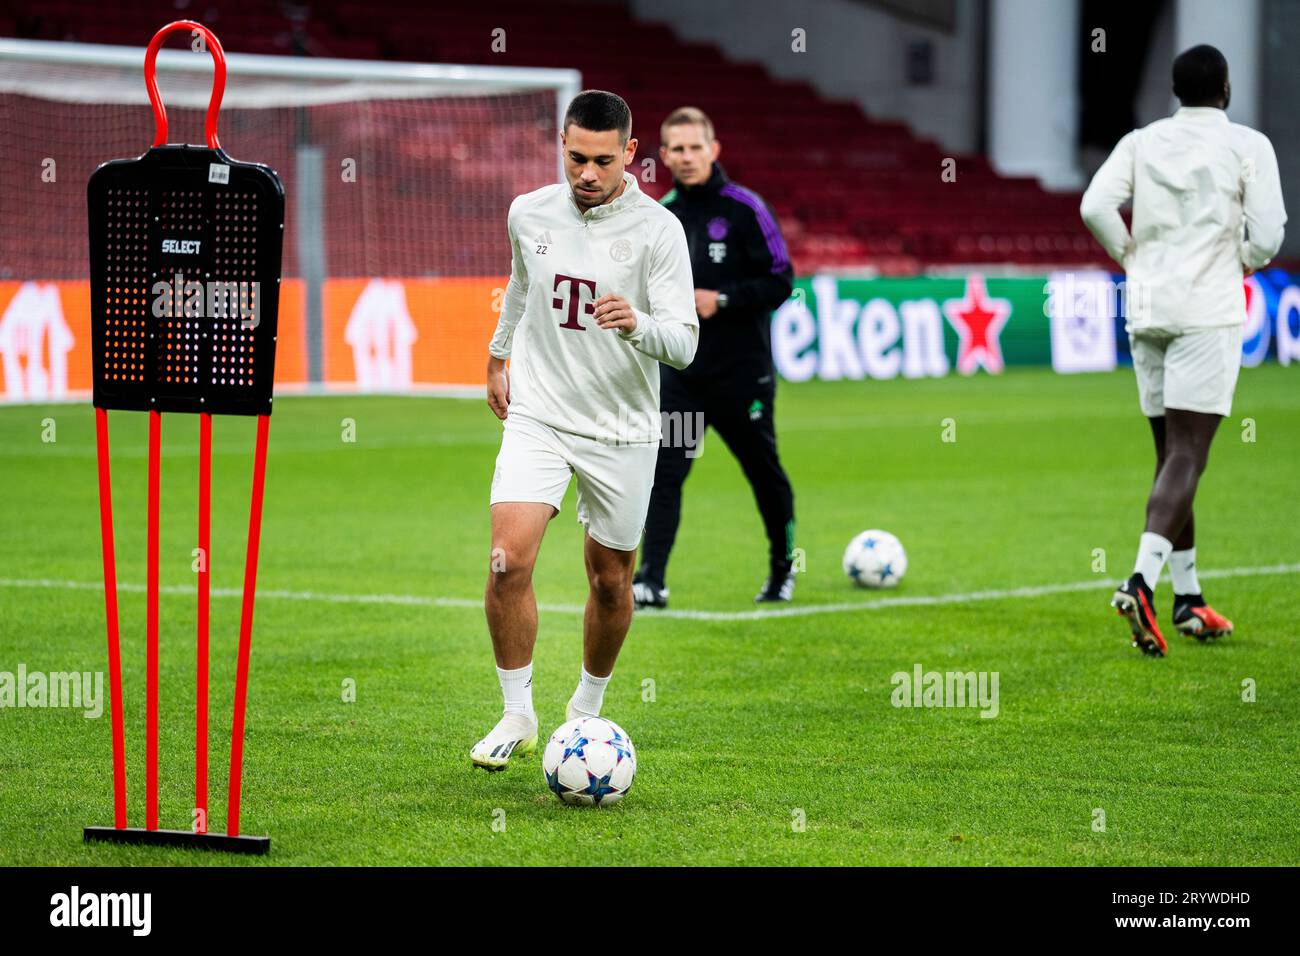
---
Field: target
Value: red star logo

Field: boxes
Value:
[1243,275,1259,326]
[942,274,1012,375]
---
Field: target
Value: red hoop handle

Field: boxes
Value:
[144,20,226,149]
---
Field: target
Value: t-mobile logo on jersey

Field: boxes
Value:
[552,273,597,331]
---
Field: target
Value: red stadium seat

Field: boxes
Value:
[0,0,1105,272]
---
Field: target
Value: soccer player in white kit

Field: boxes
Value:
[470,91,698,768]
[1081,45,1286,656]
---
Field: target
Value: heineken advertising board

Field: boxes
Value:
[771,269,1300,382]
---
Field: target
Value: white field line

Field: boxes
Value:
[2,563,1297,622]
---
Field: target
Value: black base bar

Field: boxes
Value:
[83,826,270,855]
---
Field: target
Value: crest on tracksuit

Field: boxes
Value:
[707,216,729,263]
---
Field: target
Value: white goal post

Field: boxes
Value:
[0,36,580,400]
[0,38,579,168]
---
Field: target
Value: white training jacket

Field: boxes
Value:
[1080,106,1286,332]
[489,172,698,444]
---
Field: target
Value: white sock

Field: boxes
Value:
[1168,548,1202,596]
[497,663,534,720]
[1133,531,1173,591]
[571,667,611,717]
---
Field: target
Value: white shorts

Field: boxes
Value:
[489,412,658,552]
[1130,325,1242,418]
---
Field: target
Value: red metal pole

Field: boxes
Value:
[227,413,269,836]
[146,409,161,831]
[94,408,127,829]
[196,412,211,833]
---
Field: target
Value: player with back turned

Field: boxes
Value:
[470,91,698,769]
[1081,45,1286,655]
[632,107,797,608]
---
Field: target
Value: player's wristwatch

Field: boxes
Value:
[716,292,729,310]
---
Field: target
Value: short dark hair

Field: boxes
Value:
[1173,44,1229,106]
[563,89,632,144]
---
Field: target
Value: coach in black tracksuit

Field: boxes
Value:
[633,108,797,606]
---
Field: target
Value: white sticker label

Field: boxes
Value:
[208,163,230,184]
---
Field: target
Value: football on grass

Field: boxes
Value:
[543,716,636,806]
[843,529,908,589]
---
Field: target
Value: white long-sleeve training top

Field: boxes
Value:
[1080,106,1286,332]
[489,172,699,443]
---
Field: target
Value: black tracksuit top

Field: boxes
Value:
[659,163,795,379]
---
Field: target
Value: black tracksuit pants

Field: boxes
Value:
[638,364,795,588]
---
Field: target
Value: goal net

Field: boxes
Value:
[0,36,578,400]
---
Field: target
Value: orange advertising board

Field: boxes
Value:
[0,279,305,403]
[0,276,508,401]
[322,277,503,390]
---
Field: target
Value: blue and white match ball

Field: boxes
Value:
[843,529,907,589]
[543,716,636,807]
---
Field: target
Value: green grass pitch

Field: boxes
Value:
[1,365,1297,866]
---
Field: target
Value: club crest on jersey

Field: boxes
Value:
[708,242,727,264]
[609,238,633,262]
[707,217,729,241]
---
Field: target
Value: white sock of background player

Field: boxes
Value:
[1168,547,1202,597]
[1133,531,1172,591]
